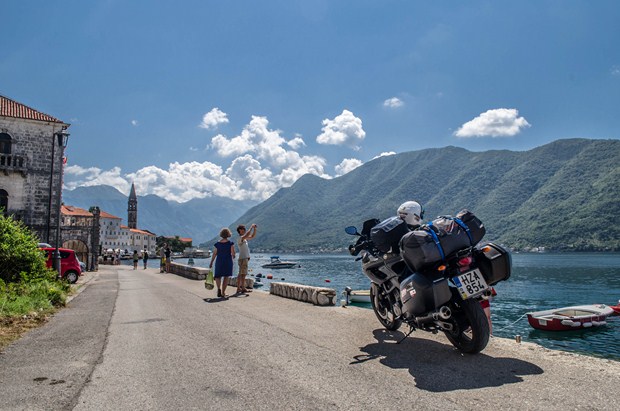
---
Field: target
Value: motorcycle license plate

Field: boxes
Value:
[453,268,489,300]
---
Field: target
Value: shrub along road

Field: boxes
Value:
[1,265,619,410]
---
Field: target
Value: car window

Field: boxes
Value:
[60,251,71,259]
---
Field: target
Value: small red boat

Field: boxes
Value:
[527,304,614,331]
[610,303,620,316]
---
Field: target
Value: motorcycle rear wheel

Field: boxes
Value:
[370,283,402,331]
[443,298,490,354]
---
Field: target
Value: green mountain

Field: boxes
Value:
[220,139,620,252]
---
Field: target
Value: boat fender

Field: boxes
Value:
[591,321,600,326]
[582,322,593,328]
[561,320,576,327]
[325,279,331,283]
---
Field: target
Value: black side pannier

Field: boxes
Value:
[400,210,486,272]
[370,216,409,253]
[474,242,511,285]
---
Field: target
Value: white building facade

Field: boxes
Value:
[129,228,156,254]
[99,211,127,252]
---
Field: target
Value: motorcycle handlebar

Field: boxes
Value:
[349,240,370,256]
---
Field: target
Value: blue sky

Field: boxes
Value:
[2,1,619,202]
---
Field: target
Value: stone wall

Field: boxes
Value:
[167,262,256,290]
[227,276,255,289]
[269,282,337,306]
[168,262,209,280]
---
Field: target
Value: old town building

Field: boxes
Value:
[1,94,158,269]
[61,205,100,270]
[0,94,70,243]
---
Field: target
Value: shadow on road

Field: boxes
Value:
[203,297,229,303]
[353,328,543,392]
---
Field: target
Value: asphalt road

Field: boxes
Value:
[1,265,619,410]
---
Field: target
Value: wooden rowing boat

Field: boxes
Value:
[526,304,614,331]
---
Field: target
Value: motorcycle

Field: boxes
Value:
[345,214,511,354]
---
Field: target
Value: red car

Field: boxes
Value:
[41,247,82,283]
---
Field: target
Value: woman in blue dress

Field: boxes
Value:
[209,228,236,298]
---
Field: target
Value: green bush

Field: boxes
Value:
[0,212,55,284]
[0,213,69,317]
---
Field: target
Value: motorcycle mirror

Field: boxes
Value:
[344,226,359,236]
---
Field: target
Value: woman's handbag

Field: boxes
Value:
[204,269,214,290]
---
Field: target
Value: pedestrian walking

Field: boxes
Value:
[164,244,172,272]
[236,223,257,293]
[132,250,139,270]
[209,228,235,299]
[142,248,149,269]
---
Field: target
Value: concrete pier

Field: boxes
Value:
[1,265,619,410]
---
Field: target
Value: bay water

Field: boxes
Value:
[133,252,620,360]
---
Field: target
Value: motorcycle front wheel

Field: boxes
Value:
[444,297,490,354]
[370,283,402,331]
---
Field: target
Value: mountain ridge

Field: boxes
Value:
[221,138,620,252]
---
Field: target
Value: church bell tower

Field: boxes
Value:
[128,183,137,229]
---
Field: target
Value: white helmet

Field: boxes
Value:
[397,201,424,226]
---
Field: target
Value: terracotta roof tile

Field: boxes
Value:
[100,210,122,220]
[0,94,66,124]
[61,205,93,217]
[130,228,156,236]
[163,236,192,243]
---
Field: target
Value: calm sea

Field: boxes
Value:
[132,252,620,360]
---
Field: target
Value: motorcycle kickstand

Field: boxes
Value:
[397,325,415,344]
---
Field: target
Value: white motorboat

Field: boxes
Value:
[261,256,298,269]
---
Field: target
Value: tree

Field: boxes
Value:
[156,236,192,253]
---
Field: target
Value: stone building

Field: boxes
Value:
[0,94,70,244]
[61,205,100,270]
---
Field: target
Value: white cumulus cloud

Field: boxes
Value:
[373,151,396,159]
[199,107,229,129]
[316,110,366,150]
[67,115,334,202]
[64,166,131,193]
[287,136,306,150]
[454,108,530,138]
[211,133,253,157]
[383,97,404,108]
[334,158,363,177]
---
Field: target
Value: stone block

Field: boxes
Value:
[269,282,336,306]
[227,277,255,289]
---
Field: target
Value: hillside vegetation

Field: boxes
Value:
[223,139,620,252]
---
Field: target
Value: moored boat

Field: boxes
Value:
[261,256,298,269]
[526,304,614,331]
[610,301,620,315]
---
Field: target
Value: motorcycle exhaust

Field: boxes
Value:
[438,306,452,320]
[414,306,452,324]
